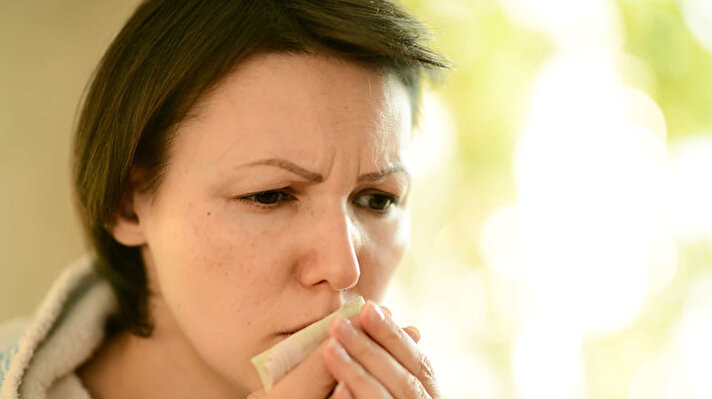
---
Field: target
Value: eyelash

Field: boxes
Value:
[352,192,398,214]
[237,189,399,214]
[237,190,297,209]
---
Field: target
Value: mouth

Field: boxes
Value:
[276,296,359,338]
[277,315,328,338]
[276,333,292,341]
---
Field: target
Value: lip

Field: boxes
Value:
[277,296,355,336]
[279,316,325,336]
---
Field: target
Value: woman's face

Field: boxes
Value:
[125,53,412,393]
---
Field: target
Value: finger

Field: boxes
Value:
[360,302,440,398]
[331,316,430,399]
[266,338,337,398]
[323,337,392,399]
[348,312,418,344]
[332,382,354,399]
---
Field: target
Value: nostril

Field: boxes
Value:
[297,209,362,290]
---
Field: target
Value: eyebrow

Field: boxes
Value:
[357,164,409,183]
[246,158,323,182]
[244,158,410,184]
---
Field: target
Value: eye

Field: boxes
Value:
[353,192,398,213]
[238,190,295,208]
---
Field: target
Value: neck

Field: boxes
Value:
[77,318,245,399]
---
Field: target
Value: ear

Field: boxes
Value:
[110,170,150,247]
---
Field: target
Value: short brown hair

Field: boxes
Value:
[73,0,448,337]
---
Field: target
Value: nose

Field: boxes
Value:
[297,204,361,291]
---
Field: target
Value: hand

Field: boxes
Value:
[246,338,338,399]
[323,302,441,399]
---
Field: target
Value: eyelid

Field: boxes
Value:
[364,189,399,202]
[352,190,399,214]
[367,174,410,198]
[233,187,404,213]
[357,186,405,203]
[236,189,297,208]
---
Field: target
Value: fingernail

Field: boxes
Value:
[335,381,352,399]
[336,317,357,339]
[328,337,351,362]
[369,302,385,323]
[407,326,421,342]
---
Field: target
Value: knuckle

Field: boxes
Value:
[352,371,371,387]
[351,339,374,359]
[401,371,429,398]
[382,324,402,345]
[417,353,436,385]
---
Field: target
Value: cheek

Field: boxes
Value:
[357,212,410,301]
[154,206,278,309]
[145,203,291,388]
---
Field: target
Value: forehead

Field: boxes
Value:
[193,53,409,124]
[173,53,412,171]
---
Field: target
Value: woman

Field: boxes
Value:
[0,0,448,398]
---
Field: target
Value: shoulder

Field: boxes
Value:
[0,317,31,387]
[0,317,30,349]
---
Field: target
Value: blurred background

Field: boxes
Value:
[1,0,711,398]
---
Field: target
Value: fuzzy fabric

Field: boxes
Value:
[0,255,118,399]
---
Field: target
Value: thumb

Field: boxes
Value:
[260,338,337,398]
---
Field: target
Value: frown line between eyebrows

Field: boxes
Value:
[243,158,410,184]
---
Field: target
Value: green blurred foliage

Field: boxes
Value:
[406,0,552,267]
[399,0,712,398]
[619,0,712,138]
